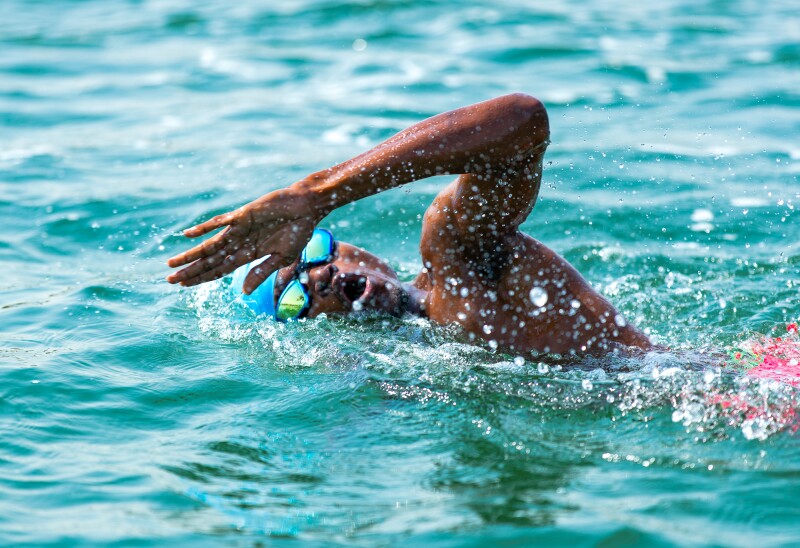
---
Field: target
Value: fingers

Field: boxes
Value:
[165,212,308,290]
[238,229,311,293]
[166,247,228,284]
[166,228,230,269]
[183,213,235,238]
[175,247,257,287]
[173,263,229,287]
[242,253,288,294]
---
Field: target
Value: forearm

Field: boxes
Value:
[292,93,549,215]
[166,94,549,291]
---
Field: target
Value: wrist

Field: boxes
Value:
[292,168,349,218]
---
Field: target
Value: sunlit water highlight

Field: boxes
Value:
[2,0,799,545]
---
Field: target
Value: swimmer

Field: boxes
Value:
[167,93,652,356]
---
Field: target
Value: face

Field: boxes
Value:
[273,241,407,318]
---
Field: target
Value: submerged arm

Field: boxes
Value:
[167,93,550,292]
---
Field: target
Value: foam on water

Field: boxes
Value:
[190,281,800,443]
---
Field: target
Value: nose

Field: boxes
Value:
[308,263,338,295]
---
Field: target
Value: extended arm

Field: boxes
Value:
[167,93,550,292]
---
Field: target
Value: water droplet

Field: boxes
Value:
[513,356,525,366]
[482,324,494,334]
[582,379,593,391]
[529,286,548,307]
[352,301,363,312]
[460,287,469,298]
[570,299,581,309]
[614,314,627,327]
[537,362,549,374]
[488,340,498,350]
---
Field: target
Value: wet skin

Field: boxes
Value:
[167,93,652,356]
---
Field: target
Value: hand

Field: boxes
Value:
[166,188,321,293]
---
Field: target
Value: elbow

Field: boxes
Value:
[502,93,550,145]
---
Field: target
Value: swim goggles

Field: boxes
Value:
[231,228,336,321]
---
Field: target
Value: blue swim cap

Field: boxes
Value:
[230,257,277,318]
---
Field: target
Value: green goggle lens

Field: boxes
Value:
[272,228,336,322]
[276,279,310,321]
[301,228,335,265]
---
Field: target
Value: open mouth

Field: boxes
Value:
[335,273,372,306]
[342,277,367,302]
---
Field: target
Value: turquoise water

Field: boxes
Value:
[2,0,799,545]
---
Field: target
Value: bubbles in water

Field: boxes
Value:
[529,286,548,307]
[513,356,525,366]
[682,402,705,423]
[582,379,593,391]
[614,314,627,327]
[537,362,549,374]
[570,299,581,309]
[460,287,469,298]
[352,301,363,312]
[742,417,769,441]
[482,324,494,334]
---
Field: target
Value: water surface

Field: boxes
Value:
[1,0,799,545]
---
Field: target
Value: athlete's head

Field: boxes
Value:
[232,229,408,320]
